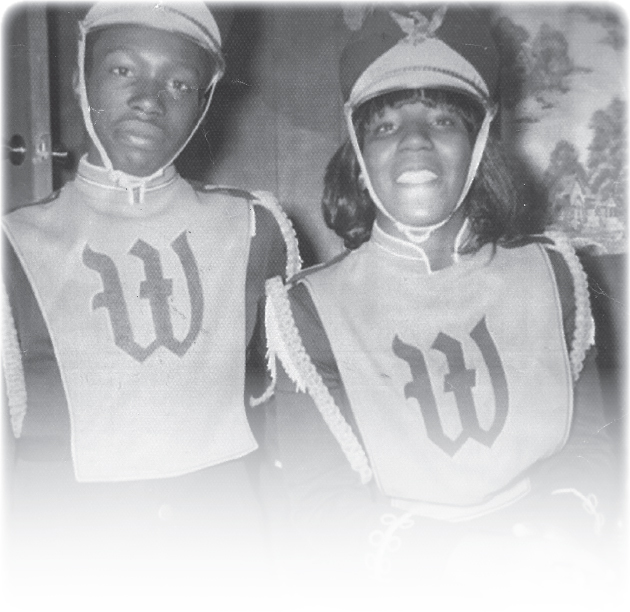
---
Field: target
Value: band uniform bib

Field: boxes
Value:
[4,175,256,481]
[303,241,573,508]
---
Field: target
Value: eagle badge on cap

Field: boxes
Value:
[389,6,447,45]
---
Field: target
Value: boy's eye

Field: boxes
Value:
[111,66,132,77]
[168,79,197,97]
[171,80,191,92]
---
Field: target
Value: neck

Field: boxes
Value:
[77,155,177,207]
[375,209,468,271]
[85,147,165,183]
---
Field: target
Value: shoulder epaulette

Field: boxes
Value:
[290,250,350,285]
[249,190,302,280]
[193,182,258,201]
[543,230,595,380]
[1,278,26,437]
[193,184,302,280]
[260,275,373,484]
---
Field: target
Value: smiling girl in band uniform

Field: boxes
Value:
[263,4,617,597]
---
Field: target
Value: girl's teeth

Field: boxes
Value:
[396,170,438,184]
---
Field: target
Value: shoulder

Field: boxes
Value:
[266,269,331,361]
[289,250,351,286]
[189,181,258,201]
[22,190,63,209]
[277,252,352,341]
[189,182,282,230]
[187,182,258,215]
[189,182,280,220]
[4,190,63,221]
[530,231,595,380]
[4,191,67,245]
[193,183,279,237]
[499,232,594,381]
[191,182,300,276]
[501,233,585,301]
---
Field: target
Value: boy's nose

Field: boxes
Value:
[129,80,165,116]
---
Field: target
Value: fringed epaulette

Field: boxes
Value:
[250,191,302,280]
[1,279,26,437]
[194,183,259,201]
[544,230,595,381]
[263,276,373,484]
[195,184,301,280]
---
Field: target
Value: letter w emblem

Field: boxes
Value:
[393,317,509,456]
[83,232,203,362]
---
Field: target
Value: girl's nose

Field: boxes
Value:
[400,121,433,149]
[129,79,165,116]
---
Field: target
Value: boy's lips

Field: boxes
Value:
[117,120,166,148]
[395,169,439,185]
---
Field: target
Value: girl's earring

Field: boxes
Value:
[358,173,367,191]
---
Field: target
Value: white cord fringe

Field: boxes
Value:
[366,512,415,578]
[544,231,595,381]
[552,488,605,535]
[1,279,27,437]
[251,191,302,280]
[263,276,373,484]
[248,192,302,407]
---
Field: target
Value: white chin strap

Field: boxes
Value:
[345,101,496,246]
[77,24,220,203]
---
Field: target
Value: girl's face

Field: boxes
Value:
[361,98,473,229]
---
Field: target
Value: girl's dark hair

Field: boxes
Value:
[322,88,542,251]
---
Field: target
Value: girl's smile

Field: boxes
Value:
[396,169,439,185]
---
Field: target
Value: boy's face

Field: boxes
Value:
[84,25,214,176]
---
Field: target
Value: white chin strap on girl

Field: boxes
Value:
[77,23,220,204]
[345,102,496,245]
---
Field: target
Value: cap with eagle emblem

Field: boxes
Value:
[340,4,498,108]
[339,4,500,245]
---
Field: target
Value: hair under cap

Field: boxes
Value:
[82,1,225,79]
[340,4,499,108]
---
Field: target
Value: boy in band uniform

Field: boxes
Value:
[2,2,300,602]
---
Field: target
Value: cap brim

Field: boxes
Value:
[347,38,490,109]
[348,70,489,109]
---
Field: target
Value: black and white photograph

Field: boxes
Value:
[1,2,627,610]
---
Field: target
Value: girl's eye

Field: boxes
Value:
[372,121,397,136]
[434,113,462,128]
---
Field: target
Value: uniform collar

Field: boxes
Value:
[74,155,181,215]
[370,219,473,274]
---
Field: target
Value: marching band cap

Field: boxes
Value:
[340,4,499,109]
[81,1,225,80]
